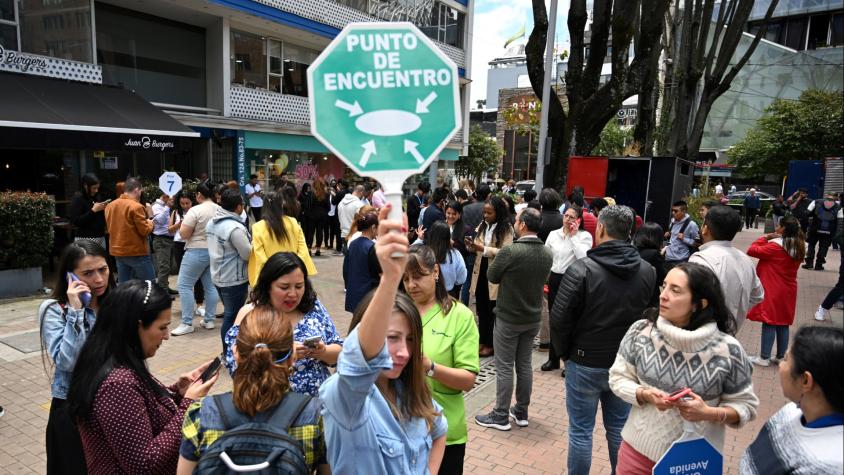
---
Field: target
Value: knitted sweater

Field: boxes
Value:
[740,403,843,475]
[609,318,759,462]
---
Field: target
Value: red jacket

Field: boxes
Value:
[746,237,801,326]
[582,212,598,248]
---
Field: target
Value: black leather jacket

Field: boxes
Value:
[550,239,656,368]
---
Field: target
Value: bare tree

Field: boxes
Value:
[663,0,779,162]
[526,0,670,188]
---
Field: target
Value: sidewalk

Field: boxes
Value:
[0,227,840,474]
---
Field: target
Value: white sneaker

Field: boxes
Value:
[195,306,206,318]
[770,356,781,365]
[748,355,770,367]
[815,305,829,321]
[171,323,194,336]
[202,320,215,330]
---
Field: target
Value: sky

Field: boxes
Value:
[469,0,570,108]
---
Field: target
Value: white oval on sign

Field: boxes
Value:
[354,110,421,137]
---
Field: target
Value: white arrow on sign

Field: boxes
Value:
[403,140,425,164]
[415,92,438,114]
[360,140,377,167]
[335,99,364,117]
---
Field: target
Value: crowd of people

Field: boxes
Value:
[26,170,844,474]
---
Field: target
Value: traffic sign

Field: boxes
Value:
[158,171,182,196]
[307,22,461,221]
[653,435,723,475]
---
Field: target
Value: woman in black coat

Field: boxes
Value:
[633,222,667,307]
[68,173,107,248]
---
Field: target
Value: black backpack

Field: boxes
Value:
[195,392,311,475]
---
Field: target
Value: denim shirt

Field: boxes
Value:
[39,300,97,399]
[319,328,448,474]
[665,214,700,262]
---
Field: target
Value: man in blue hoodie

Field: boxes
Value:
[206,188,252,349]
[550,205,656,475]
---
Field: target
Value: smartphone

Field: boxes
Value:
[198,357,222,383]
[102,199,112,205]
[303,335,322,349]
[67,272,91,307]
[664,387,692,402]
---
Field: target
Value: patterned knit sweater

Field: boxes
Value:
[609,318,759,462]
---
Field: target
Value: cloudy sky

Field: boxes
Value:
[469,0,570,108]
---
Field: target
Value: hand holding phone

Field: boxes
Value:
[67,272,92,308]
[303,335,322,349]
[664,387,692,403]
[198,357,222,383]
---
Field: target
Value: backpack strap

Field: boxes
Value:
[266,392,312,430]
[678,218,691,235]
[211,393,250,430]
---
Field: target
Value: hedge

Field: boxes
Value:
[0,192,54,270]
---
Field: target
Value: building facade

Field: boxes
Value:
[0,0,473,209]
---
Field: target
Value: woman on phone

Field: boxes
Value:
[403,245,478,473]
[225,252,343,396]
[40,241,115,474]
[609,263,759,474]
[542,204,592,373]
[68,173,107,248]
[67,281,218,473]
[746,216,805,367]
[320,204,448,474]
[177,305,330,474]
[467,196,514,357]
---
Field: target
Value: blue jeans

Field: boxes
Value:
[460,253,475,306]
[565,360,630,475]
[115,255,155,282]
[761,323,789,360]
[217,283,248,349]
[177,248,218,326]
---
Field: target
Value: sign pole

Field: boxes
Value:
[534,0,558,191]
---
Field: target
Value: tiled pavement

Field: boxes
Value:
[0,227,841,474]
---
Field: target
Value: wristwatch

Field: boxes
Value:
[427,361,436,377]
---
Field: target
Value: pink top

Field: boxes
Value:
[78,367,193,474]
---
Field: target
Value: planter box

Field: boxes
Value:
[0,267,43,298]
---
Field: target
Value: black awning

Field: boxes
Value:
[0,73,199,139]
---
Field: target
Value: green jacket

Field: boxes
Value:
[487,235,553,324]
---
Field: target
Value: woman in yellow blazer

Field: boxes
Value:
[248,191,317,286]
[466,196,514,357]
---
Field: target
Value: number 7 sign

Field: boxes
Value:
[158,171,183,196]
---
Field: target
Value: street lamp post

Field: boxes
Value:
[534,0,558,190]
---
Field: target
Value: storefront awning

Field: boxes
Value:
[0,72,199,142]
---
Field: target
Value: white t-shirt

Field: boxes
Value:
[715,184,723,194]
[182,200,219,249]
[245,183,263,208]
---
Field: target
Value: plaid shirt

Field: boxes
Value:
[180,395,326,470]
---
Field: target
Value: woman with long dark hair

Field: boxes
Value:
[177,305,330,474]
[320,205,447,474]
[310,179,331,256]
[225,252,342,396]
[747,216,806,367]
[403,245,479,474]
[67,280,218,473]
[741,326,843,474]
[420,221,467,299]
[68,173,108,248]
[446,200,470,262]
[248,191,316,286]
[541,204,592,373]
[467,196,514,357]
[609,263,758,473]
[633,222,667,307]
[40,241,115,474]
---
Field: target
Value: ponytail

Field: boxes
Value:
[232,306,294,416]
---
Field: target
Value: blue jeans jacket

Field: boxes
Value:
[319,329,448,474]
[39,300,97,399]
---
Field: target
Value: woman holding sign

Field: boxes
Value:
[608,263,759,474]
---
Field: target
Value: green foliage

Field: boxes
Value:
[0,192,55,270]
[140,177,201,204]
[728,90,844,177]
[682,194,716,226]
[593,120,633,156]
[458,125,503,181]
[500,100,541,136]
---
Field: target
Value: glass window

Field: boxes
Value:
[334,0,368,12]
[0,0,14,22]
[784,17,807,50]
[19,0,93,62]
[97,3,206,107]
[418,2,464,49]
[282,43,318,97]
[231,30,267,89]
[0,23,15,49]
[268,38,282,92]
[808,14,831,49]
[832,13,844,47]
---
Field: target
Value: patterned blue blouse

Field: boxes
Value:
[223,298,343,396]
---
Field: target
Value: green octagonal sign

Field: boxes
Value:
[307,22,461,179]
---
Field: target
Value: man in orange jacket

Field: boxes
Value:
[104,177,155,281]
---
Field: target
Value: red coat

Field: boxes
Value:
[746,237,801,326]
[582,212,598,248]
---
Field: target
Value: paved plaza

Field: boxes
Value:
[0,227,841,474]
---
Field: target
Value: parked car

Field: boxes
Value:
[515,180,535,196]
[726,191,775,216]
